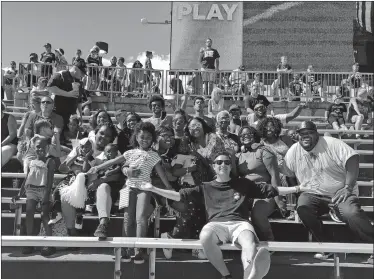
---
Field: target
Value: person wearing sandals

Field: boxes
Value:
[138,151,311,279]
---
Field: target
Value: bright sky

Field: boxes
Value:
[1,1,171,68]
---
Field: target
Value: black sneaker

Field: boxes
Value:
[94,222,109,240]
[121,248,132,263]
[75,214,83,230]
[41,247,56,256]
[133,252,145,264]
[21,246,34,255]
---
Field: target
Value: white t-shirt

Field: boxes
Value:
[171,154,196,185]
[283,136,359,198]
[123,149,161,188]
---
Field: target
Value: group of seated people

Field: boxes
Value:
[1,85,373,278]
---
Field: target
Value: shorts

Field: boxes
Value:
[201,68,216,82]
[200,221,259,246]
[328,115,345,126]
[25,185,49,203]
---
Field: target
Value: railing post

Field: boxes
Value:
[149,248,156,279]
[333,253,341,279]
[114,247,121,279]
[14,205,22,236]
[154,206,160,238]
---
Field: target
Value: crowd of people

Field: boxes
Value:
[1,38,373,279]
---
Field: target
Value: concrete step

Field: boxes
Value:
[1,248,373,279]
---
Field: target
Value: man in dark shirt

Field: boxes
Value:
[139,152,306,279]
[72,49,85,65]
[191,96,215,131]
[47,60,87,128]
[40,43,56,78]
[244,89,273,114]
[199,38,220,95]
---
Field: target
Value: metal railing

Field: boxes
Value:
[14,63,374,103]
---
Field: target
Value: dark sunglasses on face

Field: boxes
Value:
[41,101,52,104]
[214,160,231,166]
[254,106,265,111]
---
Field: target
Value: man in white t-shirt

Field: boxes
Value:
[281,121,373,260]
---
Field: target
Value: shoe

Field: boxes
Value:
[21,246,34,255]
[41,247,56,256]
[121,248,132,263]
[286,211,296,221]
[248,247,271,279]
[133,252,145,264]
[192,249,207,259]
[48,212,62,225]
[367,255,373,264]
[94,221,109,240]
[75,214,83,230]
[314,252,334,260]
[161,232,173,259]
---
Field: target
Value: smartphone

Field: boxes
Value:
[161,111,167,120]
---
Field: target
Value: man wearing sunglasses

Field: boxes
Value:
[138,152,309,279]
[248,102,306,128]
[24,96,63,141]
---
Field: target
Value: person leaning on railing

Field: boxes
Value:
[1,101,18,167]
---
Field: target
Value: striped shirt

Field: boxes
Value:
[357,1,373,33]
[123,149,161,188]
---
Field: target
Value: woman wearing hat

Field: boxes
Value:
[54,48,68,72]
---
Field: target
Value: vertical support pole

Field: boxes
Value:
[294,211,300,223]
[308,232,313,242]
[149,248,156,279]
[334,253,341,279]
[114,247,122,279]
[154,207,160,238]
[14,205,22,236]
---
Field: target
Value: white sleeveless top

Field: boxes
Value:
[209,98,224,115]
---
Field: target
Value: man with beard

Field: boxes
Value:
[248,102,305,128]
[138,151,309,279]
[281,121,373,261]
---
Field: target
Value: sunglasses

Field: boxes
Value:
[214,160,231,166]
[188,123,203,130]
[254,106,265,111]
[41,101,52,104]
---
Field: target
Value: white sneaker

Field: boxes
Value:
[48,212,62,225]
[314,252,334,260]
[161,232,173,259]
[248,247,271,279]
[192,249,207,259]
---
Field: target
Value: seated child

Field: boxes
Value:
[14,135,56,256]
[63,115,87,149]
[51,138,94,228]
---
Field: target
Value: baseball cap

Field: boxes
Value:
[44,43,52,48]
[55,48,64,56]
[296,121,317,133]
[73,60,87,75]
[229,104,240,112]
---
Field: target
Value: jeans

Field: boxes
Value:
[297,192,373,243]
[123,187,153,239]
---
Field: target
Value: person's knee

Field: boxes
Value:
[199,228,217,245]
[97,183,111,195]
[338,203,359,220]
